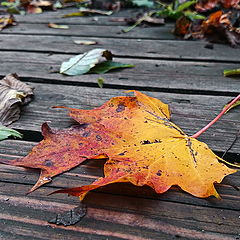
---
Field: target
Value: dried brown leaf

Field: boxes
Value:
[0,74,34,126]
[196,0,240,11]
[0,14,16,31]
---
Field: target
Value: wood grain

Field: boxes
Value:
[1,51,240,93]
[1,35,240,62]
[0,82,237,152]
[0,182,239,240]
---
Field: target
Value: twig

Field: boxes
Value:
[122,11,156,33]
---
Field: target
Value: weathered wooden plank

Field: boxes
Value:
[0,182,239,240]
[2,22,175,39]
[1,51,240,93]
[0,139,239,211]
[1,82,237,152]
[1,34,240,63]
[14,8,144,26]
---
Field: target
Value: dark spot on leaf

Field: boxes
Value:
[73,123,89,129]
[118,151,127,156]
[116,103,125,112]
[106,162,114,165]
[141,140,151,145]
[82,131,90,137]
[96,135,102,141]
[44,160,53,167]
[156,170,162,176]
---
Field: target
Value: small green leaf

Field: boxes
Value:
[224,100,240,113]
[155,0,200,20]
[184,11,205,20]
[176,0,196,13]
[224,68,240,77]
[1,2,12,7]
[90,61,134,74]
[223,95,240,114]
[0,126,22,141]
[60,49,112,76]
[97,78,104,88]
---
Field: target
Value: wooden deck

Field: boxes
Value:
[0,7,240,240]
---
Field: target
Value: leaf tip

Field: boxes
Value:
[41,122,52,136]
[28,174,52,194]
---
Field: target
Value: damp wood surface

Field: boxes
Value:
[0,7,240,240]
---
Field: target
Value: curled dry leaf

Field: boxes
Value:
[26,0,53,14]
[0,14,16,31]
[63,8,113,18]
[174,16,192,36]
[0,73,34,126]
[9,0,53,14]
[48,23,69,29]
[196,0,240,11]
[175,10,240,46]
[90,0,122,11]
[73,40,98,45]
[200,10,240,46]
[0,91,236,199]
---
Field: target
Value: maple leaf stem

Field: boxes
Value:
[191,94,240,139]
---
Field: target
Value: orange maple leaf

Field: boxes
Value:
[0,91,236,199]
